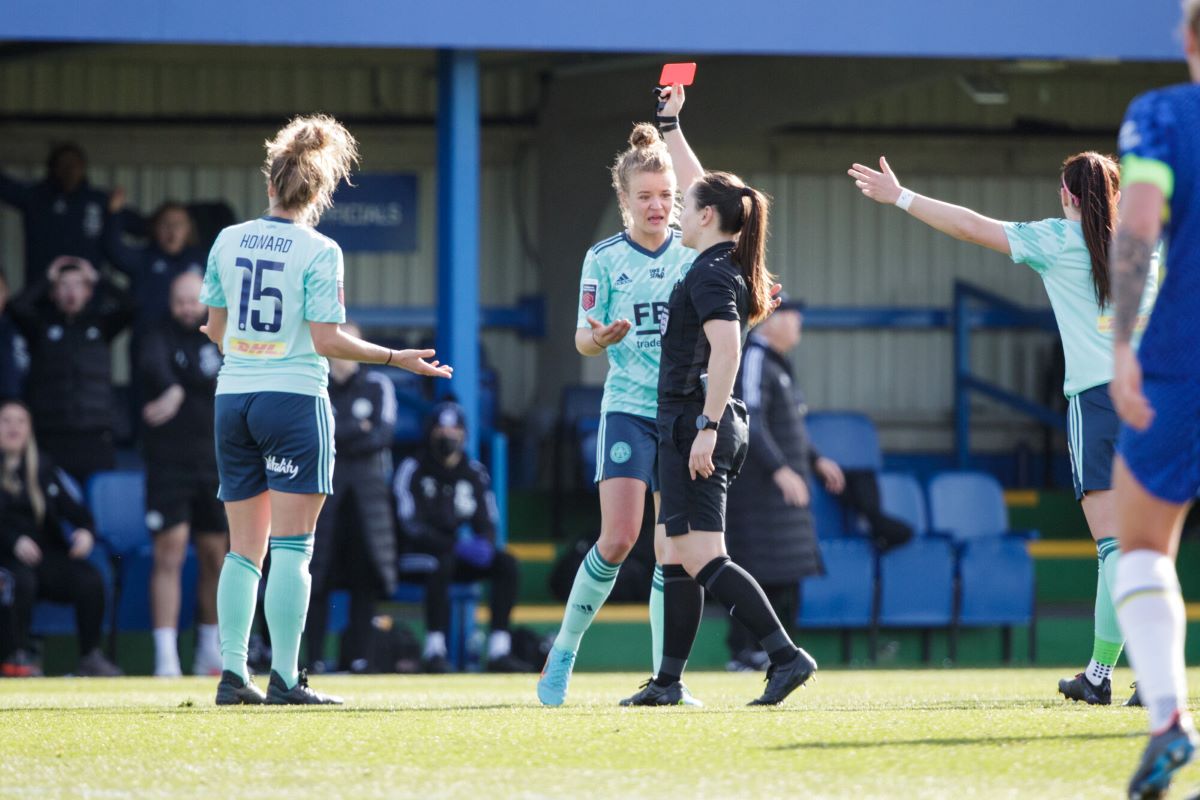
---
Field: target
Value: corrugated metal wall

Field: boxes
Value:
[0,47,1138,443]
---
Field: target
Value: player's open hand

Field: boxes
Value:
[659,83,685,117]
[768,283,784,313]
[1111,343,1154,431]
[689,429,717,481]
[394,349,454,379]
[587,315,631,348]
[848,156,904,205]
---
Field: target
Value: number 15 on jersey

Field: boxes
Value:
[235,258,284,333]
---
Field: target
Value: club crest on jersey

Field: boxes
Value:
[580,279,598,311]
[659,307,670,336]
[615,273,633,287]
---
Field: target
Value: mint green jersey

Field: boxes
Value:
[1003,218,1159,397]
[200,216,346,398]
[576,230,697,419]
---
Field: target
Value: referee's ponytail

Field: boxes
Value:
[693,172,774,325]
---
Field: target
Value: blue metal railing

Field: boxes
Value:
[952,281,1060,468]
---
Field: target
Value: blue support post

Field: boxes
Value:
[491,431,508,548]
[436,49,481,456]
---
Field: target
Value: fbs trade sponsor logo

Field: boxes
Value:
[264,455,300,479]
[229,338,286,357]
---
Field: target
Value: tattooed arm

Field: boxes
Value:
[1109,182,1165,430]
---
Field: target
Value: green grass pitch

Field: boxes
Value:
[2,669,1197,799]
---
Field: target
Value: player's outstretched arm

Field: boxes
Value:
[848,157,1011,255]
[658,84,704,193]
[309,321,453,378]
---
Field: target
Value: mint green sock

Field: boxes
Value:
[1093,537,1124,666]
[217,552,262,682]
[265,534,314,689]
[553,545,619,654]
[650,564,664,676]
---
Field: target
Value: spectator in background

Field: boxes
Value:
[0,274,29,401]
[0,143,115,285]
[8,255,135,485]
[140,272,227,677]
[725,295,844,671]
[305,322,400,673]
[106,194,206,339]
[394,402,530,673]
[0,400,121,677]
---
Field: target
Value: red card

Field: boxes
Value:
[659,62,696,87]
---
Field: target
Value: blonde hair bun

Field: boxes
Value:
[628,123,662,150]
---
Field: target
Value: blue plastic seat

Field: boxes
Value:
[89,471,149,556]
[958,538,1034,625]
[927,471,1008,542]
[799,538,875,628]
[927,470,1037,661]
[806,412,883,471]
[878,472,928,536]
[87,471,202,645]
[877,538,955,628]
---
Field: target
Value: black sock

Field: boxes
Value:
[654,564,703,687]
[696,556,797,665]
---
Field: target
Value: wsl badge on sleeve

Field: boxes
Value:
[580,279,598,312]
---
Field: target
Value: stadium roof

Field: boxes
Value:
[2,0,1185,62]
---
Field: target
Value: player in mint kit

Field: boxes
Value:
[201,115,452,705]
[1106,3,1200,796]
[537,122,697,706]
[849,150,1158,708]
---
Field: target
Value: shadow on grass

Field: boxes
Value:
[771,731,1141,751]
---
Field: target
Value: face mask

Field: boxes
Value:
[432,434,462,462]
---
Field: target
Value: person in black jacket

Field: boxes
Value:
[725,295,845,670]
[393,402,529,673]
[140,271,228,677]
[0,400,121,677]
[305,322,400,673]
[106,194,206,341]
[0,274,29,402]
[0,144,117,286]
[8,255,135,485]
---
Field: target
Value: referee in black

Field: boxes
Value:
[621,165,817,707]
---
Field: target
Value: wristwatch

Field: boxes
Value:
[695,414,720,432]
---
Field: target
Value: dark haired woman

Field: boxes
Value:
[620,145,818,705]
[0,400,120,677]
[849,152,1159,706]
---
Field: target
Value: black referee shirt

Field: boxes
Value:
[657,241,749,408]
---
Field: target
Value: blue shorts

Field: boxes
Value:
[1066,383,1119,501]
[214,392,336,502]
[595,411,658,491]
[1118,375,1200,504]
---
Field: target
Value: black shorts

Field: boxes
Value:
[145,466,228,535]
[656,400,749,536]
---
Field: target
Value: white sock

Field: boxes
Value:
[423,632,447,659]
[488,630,512,660]
[153,628,181,676]
[196,624,220,662]
[1085,659,1113,686]
[1115,550,1190,732]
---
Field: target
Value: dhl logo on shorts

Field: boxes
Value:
[1096,315,1149,334]
[229,338,285,357]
